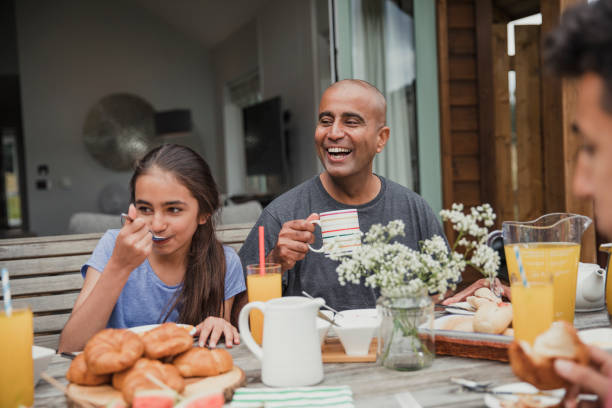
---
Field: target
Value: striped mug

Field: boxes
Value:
[308,209,362,255]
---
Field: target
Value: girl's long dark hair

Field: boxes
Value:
[130,144,226,325]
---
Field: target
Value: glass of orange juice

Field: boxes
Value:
[246,264,282,345]
[0,307,34,407]
[505,245,554,344]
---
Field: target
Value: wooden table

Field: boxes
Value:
[33,311,609,408]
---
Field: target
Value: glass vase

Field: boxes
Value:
[376,286,435,371]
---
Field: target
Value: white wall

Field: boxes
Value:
[212,0,320,196]
[16,0,217,235]
[257,0,319,186]
[211,21,259,196]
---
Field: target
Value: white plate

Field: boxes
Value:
[443,301,475,315]
[484,382,564,408]
[129,323,194,334]
[422,315,513,343]
[578,327,612,352]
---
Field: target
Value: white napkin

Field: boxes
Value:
[231,386,354,408]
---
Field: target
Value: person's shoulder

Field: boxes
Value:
[380,177,436,215]
[222,245,241,267]
[382,177,427,202]
[222,244,239,259]
[98,229,120,247]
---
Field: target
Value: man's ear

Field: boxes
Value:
[376,126,390,153]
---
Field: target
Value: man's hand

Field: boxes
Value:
[441,278,510,305]
[555,345,612,407]
[267,213,319,271]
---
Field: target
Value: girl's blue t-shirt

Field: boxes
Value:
[82,229,246,328]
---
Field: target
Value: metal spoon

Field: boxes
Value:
[120,213,166,242]
[301,290,342,315]
[317,311,340,327]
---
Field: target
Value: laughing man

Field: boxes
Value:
[237,79,446,312]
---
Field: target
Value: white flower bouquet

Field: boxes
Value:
[328,203,500,296]
[327,203,500,370]
[328,204,500,370]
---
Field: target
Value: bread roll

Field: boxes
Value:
[472,302,513,334]
[114,358,184,404]
[66,353,111,386]
[473,287,499,303]
[173,347,233,377]
[142,322,193,359]
[440,316,474,332]
[508,321,589,390]
[467,295,493,310]
[84,329,144,374]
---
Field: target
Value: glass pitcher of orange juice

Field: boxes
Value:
[503,213,592,327]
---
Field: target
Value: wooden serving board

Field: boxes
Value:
[321,337,377,363]
[66,366,246,407]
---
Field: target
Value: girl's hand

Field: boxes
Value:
[193,317,240,349]
[110,204,152,272]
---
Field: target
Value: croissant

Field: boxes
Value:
[66,353,111,386]
[142,322,193,359]
[172,347,233,378]
[84,329,144,374]
[112,358,151,390]
[509,321,589,390]
[115,358,184,404]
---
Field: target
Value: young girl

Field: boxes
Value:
[59,144,245,352]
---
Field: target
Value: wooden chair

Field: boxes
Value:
[0,223,253,349]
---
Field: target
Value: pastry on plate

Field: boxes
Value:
[173,347,233,377]
[142,322,193,359]
[66,353,111,386]
[508,321,589,390]
[84,328,144,374]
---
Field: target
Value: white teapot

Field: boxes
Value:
[575,262,606,312]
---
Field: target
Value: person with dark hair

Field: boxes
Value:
[59,144,245,352]
[237,79,448,312]
[544,0,612,406]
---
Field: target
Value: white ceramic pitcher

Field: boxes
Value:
[239,296,325,387]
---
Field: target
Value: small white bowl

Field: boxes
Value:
[334,308,381,356]
[33,345,56,386]
[317,310,333,346]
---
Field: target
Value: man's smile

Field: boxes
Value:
[326,146,353,161]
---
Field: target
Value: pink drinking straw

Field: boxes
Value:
[258,226,265,276]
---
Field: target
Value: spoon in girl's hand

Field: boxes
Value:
[120,213,167,242]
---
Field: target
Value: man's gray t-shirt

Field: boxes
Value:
[238,175,446,311]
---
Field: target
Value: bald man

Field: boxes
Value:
[237,80,445,311]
